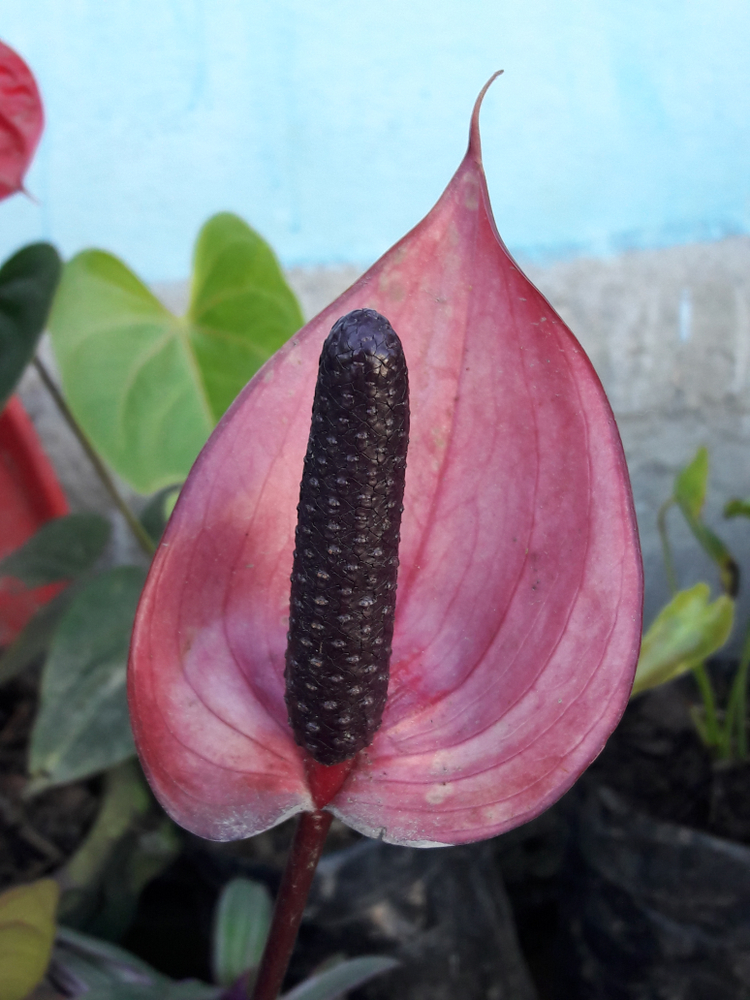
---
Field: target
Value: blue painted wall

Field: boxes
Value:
[1,1,749,281]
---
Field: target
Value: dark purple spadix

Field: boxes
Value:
[284,309,409,765]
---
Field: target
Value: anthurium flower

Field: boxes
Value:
[128,77,643,848]
[0,39,44,201]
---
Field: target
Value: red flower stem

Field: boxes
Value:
[251,809,333,1000]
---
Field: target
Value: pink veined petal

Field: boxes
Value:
[128,76,643,845]
[0,40,44,201]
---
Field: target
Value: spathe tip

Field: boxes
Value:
[469,70,504,160]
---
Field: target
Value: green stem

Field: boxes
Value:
[692,660,721,750]
[657,499,678,596]
[56,760,149,901]
[725,621,750,760]
[33,356,155,558]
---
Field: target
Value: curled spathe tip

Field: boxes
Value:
[468,70,504,162]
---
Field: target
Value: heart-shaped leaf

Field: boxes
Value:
[0,879,58,1000]
[0,40,44,200]
[29,566,145,793]
[0,512,110,586]
[189,213,305,419]
[0,243,62,410]
[48,213,303,494]
[129,77,643,847]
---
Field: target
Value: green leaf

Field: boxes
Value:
[48,214,302,495]
[140,485,181,545]
[188,213,304,419]
[57,760,179,940]
[689,521,739,596]
[281,956,399,1000]
[0,878,59,1000]
[55,924,158,984]
[212,877,272,987]
[724,498,750,519]
[72,982,220,1000]
[0,243,62,410]
[54,926,220,1000]
[0,513,110,587]
[48,251,213,495]
[27,566,146,792]
[674,446,709,521]
[631,583,734,698]
[672,448,738,596]
[0,586,74,685]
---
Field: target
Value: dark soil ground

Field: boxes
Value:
[0,675,99,889]
[498,664,750,1000]
[586,663,750,844]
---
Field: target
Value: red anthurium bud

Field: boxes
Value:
[128,76,643,848]
[0,40,44,201]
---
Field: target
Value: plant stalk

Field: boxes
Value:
[692,660,721,750]
[725,619,750,760]
[657,499,678,596]
[33,355,156,558]
[251,810,333,1000]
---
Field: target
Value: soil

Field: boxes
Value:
[497,663,750,1000]
[122,817,363,981]
[0,675,99,889]
[585,662,750,844]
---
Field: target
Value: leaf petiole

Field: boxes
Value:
[657,499,678,596]
[691,660,721,750]
[32,355,156,557]
[725,620,750,760]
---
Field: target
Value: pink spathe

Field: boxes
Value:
[128,77,643,847]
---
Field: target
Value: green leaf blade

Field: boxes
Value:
[0,587,74,685]
[28,566,146,791]
[725,498,750,519]
[189,213,304,419]
[0,879,59,1000]
[672,447,739,596]
[54,926,220,1000]
[280,956,399,1000]
[632,582,734,698]
[212,877,272,987]
[50,220,302,495]
[0,513,110,587]
[0,242,62,410]
[674,446,709,521]
[49,251,214,494]
[140,485,181,545]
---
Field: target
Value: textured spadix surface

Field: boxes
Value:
[128,77,643,847]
